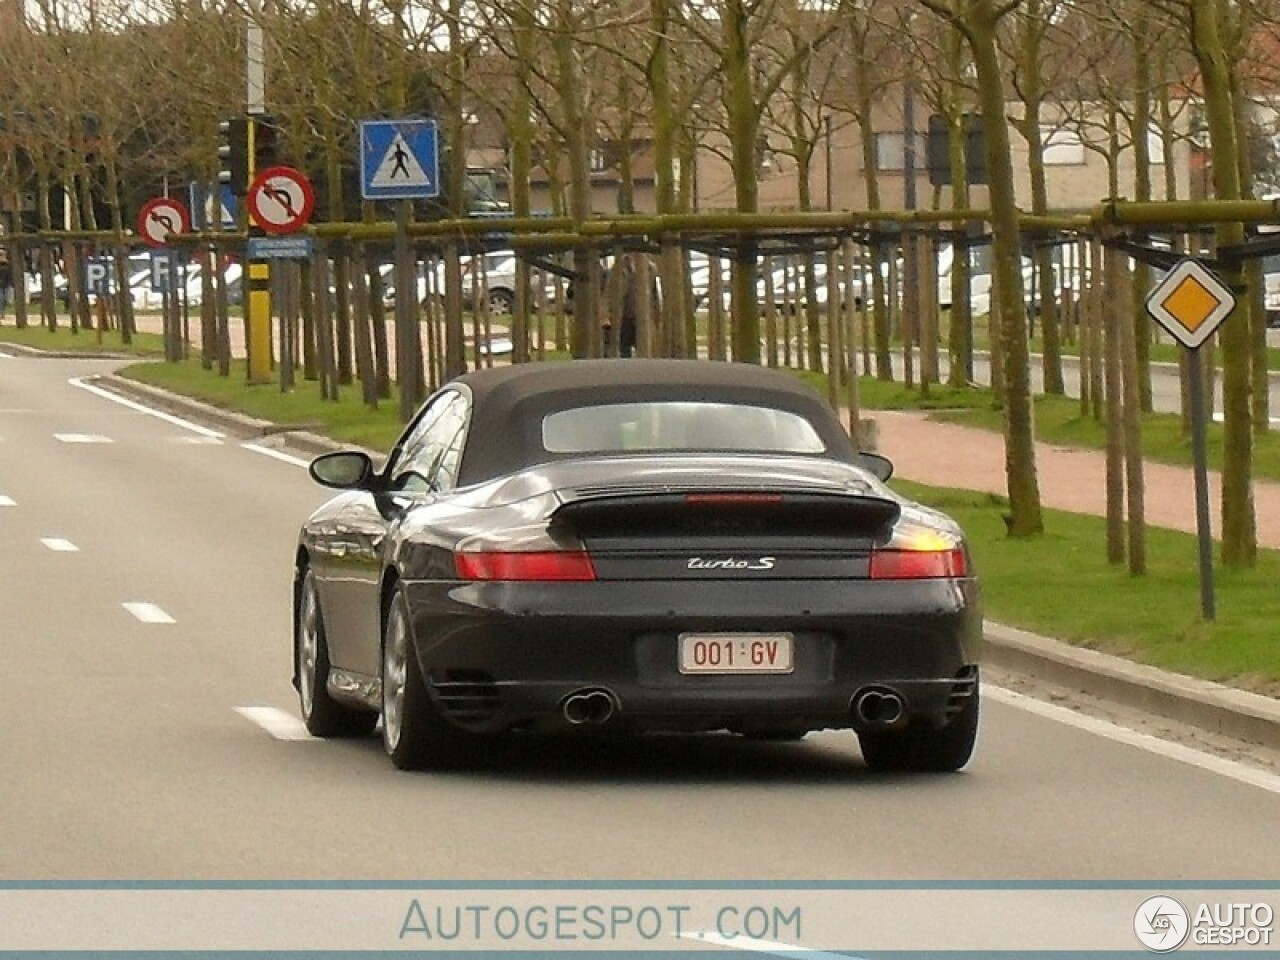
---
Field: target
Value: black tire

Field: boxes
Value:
[380,583,476,771]
[857,686,979,773]
[295,570,378,738]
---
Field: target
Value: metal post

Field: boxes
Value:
[245,0,271,383]
[395,200,417,421]
[824,115,833,212]
[1186,348,1216,620]
[902,79,918,390]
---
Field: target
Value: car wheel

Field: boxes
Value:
[857,686,979,773]
[296,570,377,738]
[380,582,475,770]
[487,289,514,317]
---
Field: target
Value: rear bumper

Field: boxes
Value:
[402,577,981,734]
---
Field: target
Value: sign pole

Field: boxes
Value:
[1143,256,1231,622]
[245,119,272,384]
[1186,349,1216,621]
[395,199,416,422]
[359,117,438,419]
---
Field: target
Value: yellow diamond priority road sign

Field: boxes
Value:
[1145,258,1236,350]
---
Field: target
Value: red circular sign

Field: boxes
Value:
[137,197,191,248]
[247,166,315,235]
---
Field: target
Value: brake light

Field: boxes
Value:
[686,493,784,505]
[454,551,597,581]
[869,547,967,580]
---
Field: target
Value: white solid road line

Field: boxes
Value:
[69,376,225,439]
[121,602,176,624]
[235,706,315,741]
[987,685,1280,796]
[241,442,311,468]
[40,538,79,552]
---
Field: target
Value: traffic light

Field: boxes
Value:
[251,115,280,174]
[217,116,249,195]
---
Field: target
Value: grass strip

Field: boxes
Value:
[0,322,166,356]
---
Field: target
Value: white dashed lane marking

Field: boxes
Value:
[40,538,79,552]
[0,495,15,507]
[54,433,113,444]
[122,602,175,624]
[235,707,315,741]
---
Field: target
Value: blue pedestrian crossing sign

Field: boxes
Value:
[188,182,237,230]
[360,119,439,201]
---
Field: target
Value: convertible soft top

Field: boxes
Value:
[450,359,857,485]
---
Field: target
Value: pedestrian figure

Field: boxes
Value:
[391,142,411,179]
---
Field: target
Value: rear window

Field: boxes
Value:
[542,402,826,455]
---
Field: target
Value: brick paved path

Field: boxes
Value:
[874,409,1280,550]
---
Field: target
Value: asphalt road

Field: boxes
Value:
[2,349,1279,882]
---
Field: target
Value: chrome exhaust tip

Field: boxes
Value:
[584,691,615,725]
[853,687,907,729]
[561,688,618,726]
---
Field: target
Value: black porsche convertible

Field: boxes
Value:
[293,359,981,772]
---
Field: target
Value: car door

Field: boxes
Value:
[319,392,460,678]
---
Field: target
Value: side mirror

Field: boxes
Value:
[309,451,375,490]
[856,452,894,482]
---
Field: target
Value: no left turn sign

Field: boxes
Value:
[138,197,191,248]
[247,166,315,235]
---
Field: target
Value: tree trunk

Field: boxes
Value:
[1190,0,1255,568]
[966,0,1043,536]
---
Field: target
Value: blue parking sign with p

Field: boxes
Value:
[85,258,112,296]
[150,251,178,292]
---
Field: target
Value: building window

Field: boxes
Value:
[1146,125,1166,165]
[1042,127,1085,165]
[590,147,609,172]
[874,132,906,171]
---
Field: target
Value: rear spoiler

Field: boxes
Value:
[552,489,901,539]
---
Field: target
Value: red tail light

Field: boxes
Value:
[869,548,967,580]
[454,551,597,581]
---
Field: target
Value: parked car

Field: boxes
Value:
[688,251,867,314]
[292,359,982,773]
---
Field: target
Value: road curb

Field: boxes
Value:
[93,370,1280,754]
[984,622,1280,752]
[97,373,360,459]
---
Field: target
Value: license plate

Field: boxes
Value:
[678,632,794,675]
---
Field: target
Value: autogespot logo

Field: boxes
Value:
[1134,896,1191,953]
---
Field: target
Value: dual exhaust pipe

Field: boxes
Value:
[852,687,907,729]
[562,688,617,726]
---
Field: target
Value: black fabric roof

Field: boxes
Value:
[452,359,856,486]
